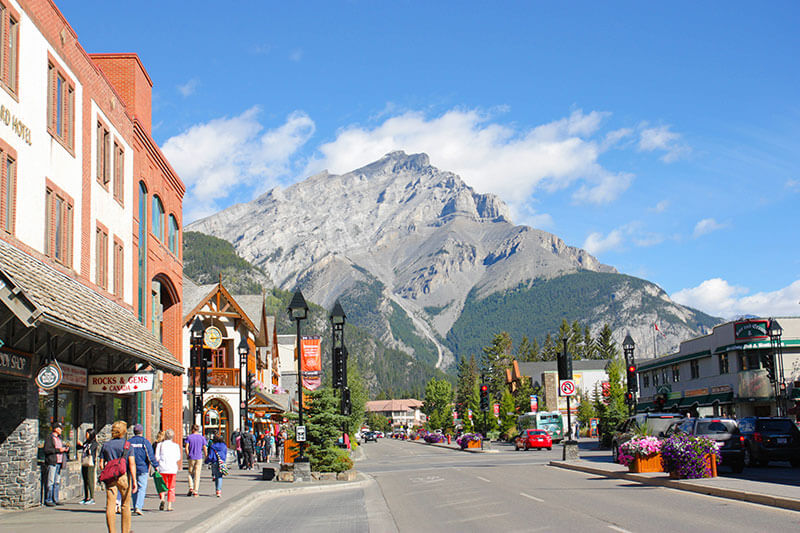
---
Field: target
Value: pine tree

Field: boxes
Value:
[481,332,513,399]
[455,355,478,419]
[583,325,597,359]
[423,377,454,431]
[498,387,517,438]
[304,388,353,473]
[540,333,558,361]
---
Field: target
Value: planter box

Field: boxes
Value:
[667,454,718,479]
[466,440,482,449]
[630,453,662,473]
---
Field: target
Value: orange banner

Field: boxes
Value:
[301,336,322,390]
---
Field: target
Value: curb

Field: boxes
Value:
[181,472,371,533]
[404,438,500,453]
[549,461,800,513]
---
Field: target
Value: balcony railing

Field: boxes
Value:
[190,368,240,388]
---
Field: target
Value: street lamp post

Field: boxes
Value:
[237,335,249,435]
[190,317,205,427]
[769,318,784,416]
[330,300,348,445]
[623,334,636,416]
[288,290,309,464]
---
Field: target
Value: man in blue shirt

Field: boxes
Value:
[128,424,159,515]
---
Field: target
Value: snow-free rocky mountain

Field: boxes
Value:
[188,151,719,369]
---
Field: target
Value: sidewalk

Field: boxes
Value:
[403,437,500,453]
[0,461,366,532]
[549,458,800,512]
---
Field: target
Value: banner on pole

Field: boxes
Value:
[493,403,500,417]
[300,336,322,390]
[530,395,538,412]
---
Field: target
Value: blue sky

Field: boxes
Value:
[58,1,800,319]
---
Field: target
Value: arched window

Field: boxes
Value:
[168,214,179,254]
[151,195,164,241]
[137,182,148,323]
[203,399,230,445]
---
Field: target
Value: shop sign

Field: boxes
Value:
[0,348,32,378]
[88,372,155,393]
[734,319,769,341]
[711,385,733,394]
[35,362,62,390]
[684,388,708,397]
[60,363,87,387]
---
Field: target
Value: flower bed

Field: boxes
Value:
[423,433,445,444]
[660,433,721,479]
[456,433,483,450]
[617,436,662,472]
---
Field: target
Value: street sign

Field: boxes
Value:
[559,379,576,397]
[296,425,306,442]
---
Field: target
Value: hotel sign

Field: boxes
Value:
[734,319,769,341]
[0,104,32,145]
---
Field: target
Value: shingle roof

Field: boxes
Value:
[365,399,424,412]
[182,276,215,313]
[0,240,183,374]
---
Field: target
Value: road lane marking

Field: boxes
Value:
[519,492,544,502]
[475,476,491,482]
[608,526,632,533]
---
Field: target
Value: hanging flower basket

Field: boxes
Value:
[661,433,721,479]
[618,436,663,472]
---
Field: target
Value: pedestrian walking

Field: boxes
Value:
[206,434,228,497]
[155,429,181,512]
[43,422,70,506]
[232,429,243,469]
[98,421,137,533]
[184,424,207,496]
[152,431,166,507]
[268,433,276,461]
[77,428,98,505]
[128,424,159,515]
[241,428,255,469]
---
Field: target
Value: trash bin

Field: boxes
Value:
[262,467,276,481]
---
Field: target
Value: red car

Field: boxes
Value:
[515,429,552,451]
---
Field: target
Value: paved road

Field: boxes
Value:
[227,439,800,532]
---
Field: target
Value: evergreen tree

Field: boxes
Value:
[596,325,626,447]
[570,320,583,360]
[423,377,454,431]
[481,332,513,399]
[583,325,597,359]
[576,389,598,429]
[517,335,538,362]
[514,377,538,415]
[455,355,478,419]
[304,387,353,473]
[595,323,619,361]
[540,333,558,361]
[498,387,517,439]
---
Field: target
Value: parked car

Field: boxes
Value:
[737,417,800,467]
[665,417,745,473]
[515,429,552,451]
[611,413,684,462]
[362,431,378,442]
[376,431,385,438]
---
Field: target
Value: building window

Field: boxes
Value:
[152,195,164,241]
[137,182,147,323]
[671,364,680,382]
[113,142,124,202]
[719,353,729,374]
[652,371,658,387]
[642,373,649,389]
[95,225,108,289]
[113,238,123,298]
[47,60,75,151]
[661,368,667,385]
[168,214,179,254]
[96,122,110,187]
[0,3,19,95]
[690,359,700,380]
[151,279,162,342]
[0,149,15,234]
[45,187,74,267]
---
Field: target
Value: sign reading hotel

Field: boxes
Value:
[89,373,155,394]
[734,319,769,341]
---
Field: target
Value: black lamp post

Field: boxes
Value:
[769,318,784,416]
[623,334,636,416]
[288,290,309,462]
[238,334,249,435]
[330,300,349,444]
[190,316,205,426]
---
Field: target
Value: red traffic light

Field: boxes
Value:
[480,384,488,393]
[628,365,636,373]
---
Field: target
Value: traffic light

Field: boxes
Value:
[333,346,344,388]
[479,384,489,412]
[627,364,638,393]
[558,348,573,381]
[200,348,213,393]
[246,372,256,397]
[761,352,776,382]
[341,387,351,416]
[625,391,634,405]
[601,381,610,404]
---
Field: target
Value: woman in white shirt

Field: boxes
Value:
[155,429,182,511]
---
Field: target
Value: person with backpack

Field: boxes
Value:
[205,434,228,497]
[98,421,137,533]
[128,424,159,515]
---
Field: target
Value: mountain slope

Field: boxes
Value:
[188,151,719,367]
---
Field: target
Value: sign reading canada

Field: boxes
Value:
[88,373,155,394]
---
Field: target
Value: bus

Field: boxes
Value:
[517,411,565,442]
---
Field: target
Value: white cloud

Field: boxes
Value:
[162,107,315,221]
[305,108,636,218]
[786,179,799,192]
[177,79,199,97]
[638,124,689,162]
[583,229,624,255]
[672,278,800,319]
[649,200,669,213]
[693,218,726,238]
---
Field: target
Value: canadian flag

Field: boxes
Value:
[654,323,667,338]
